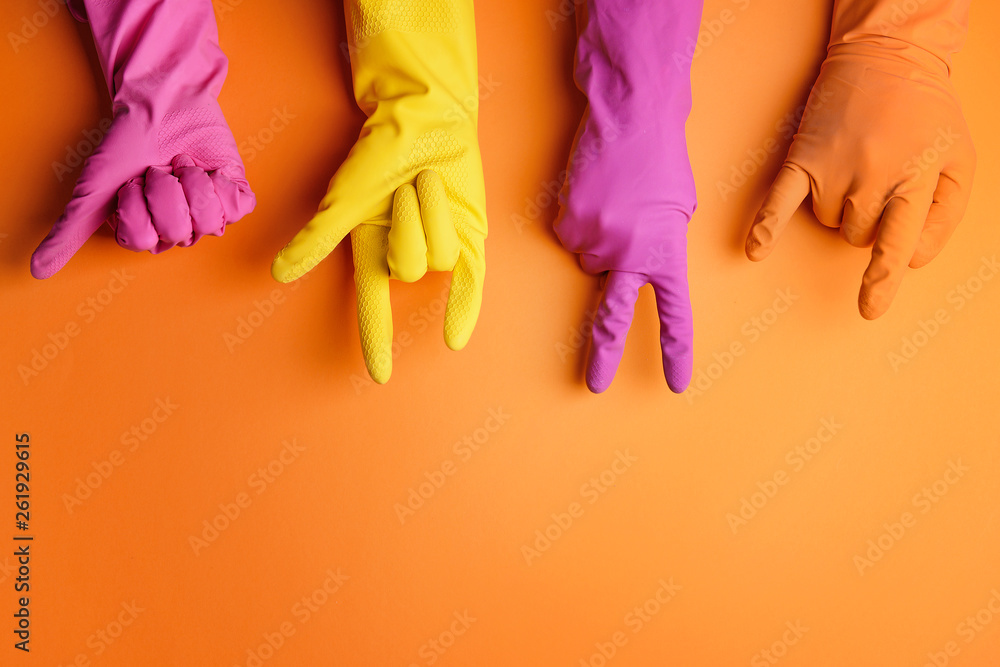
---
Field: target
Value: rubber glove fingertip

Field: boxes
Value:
[31,234,75,279]
[270,255,295,283]
[858,289,888,321]
[745,216,775,261]
[29,251,55,280]
[444,333,469,352]
[664,357,693,394]
[585,359,614,394]
[369,364,391,385]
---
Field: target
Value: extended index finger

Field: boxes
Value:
[351,225,393,384]
[586,271,646,394]
[745,163,811,261]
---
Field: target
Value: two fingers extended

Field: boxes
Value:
[587,268,693,394]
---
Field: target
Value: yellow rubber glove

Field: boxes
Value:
[746,0,976,319]
[272,0,487,383]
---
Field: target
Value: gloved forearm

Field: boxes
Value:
[573,1,697,129]
[556,0,702,276]
[70,0,228,108]
[348,0,479,125]
[830,0,969,70]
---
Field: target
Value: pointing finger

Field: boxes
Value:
[351,225,393,384]
[586,271,645,394]
[746,163,811,261]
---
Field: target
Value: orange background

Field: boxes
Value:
[3,1,1000,665]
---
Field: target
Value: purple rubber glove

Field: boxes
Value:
[554,0,703,393]
[31,0,255,279]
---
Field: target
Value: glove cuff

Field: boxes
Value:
[830,0,969,75]
[574,1,702,121]
[77,0,229,107]
[344,0,480,120]
[67,0,86,22]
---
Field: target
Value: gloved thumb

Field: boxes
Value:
[272,143,387,284]
[31,148,120,279]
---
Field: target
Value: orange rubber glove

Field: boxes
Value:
[745,0,976,319]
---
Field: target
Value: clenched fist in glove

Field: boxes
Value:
[31,0,255,279]
[554,0,704,393]
[746,0,976,319]
[271,0,488,384]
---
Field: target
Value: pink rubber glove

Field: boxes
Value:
[31,0,255,279]
[554,0,703,393]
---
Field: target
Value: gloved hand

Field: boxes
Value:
[31,0,255,279]
[745,0,975,319]
[554,1,704,394]
[271,0,487,384]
